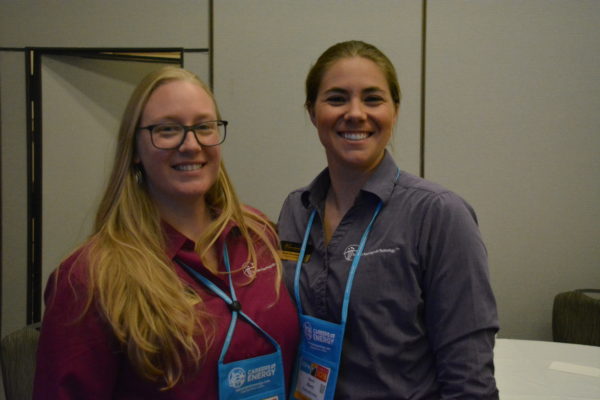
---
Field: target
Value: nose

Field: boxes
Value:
[178,129,203,151]
[345,98,367,121]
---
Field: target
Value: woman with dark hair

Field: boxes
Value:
[279,40,499,399]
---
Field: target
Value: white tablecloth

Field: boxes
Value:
[495,339,600,400]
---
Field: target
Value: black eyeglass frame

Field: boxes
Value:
[137,120,228,150]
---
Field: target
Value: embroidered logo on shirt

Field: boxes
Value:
[242,262,256,277]
[242,261,276,278]
[343,244,401,261]
[343,245,359,261]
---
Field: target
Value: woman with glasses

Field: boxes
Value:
[34,67,299,399]
[278,40,499,399]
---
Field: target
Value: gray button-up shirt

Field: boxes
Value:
[278,151,499,399]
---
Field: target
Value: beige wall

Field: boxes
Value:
[425,0,600,339]
[1,1,599,343]
[0,0,209,48]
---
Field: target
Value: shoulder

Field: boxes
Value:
[40,243,99,332]
[280,167,328,217]
[277,187,312,237]
[45,243,95,302]
[279,186,309,217]
[239,204,279,246]
[54,244,93,283]
[242,204,264,216]
[396,171,451,196]
[241,204,276,230]
[394,172,476,218]
[283,186,308,206]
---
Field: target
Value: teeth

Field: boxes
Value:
[174,164,203,171]
[341,132,369,141]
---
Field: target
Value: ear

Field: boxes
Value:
[307,105,317,127]
[393,103,400,124]
[133,133,141,164]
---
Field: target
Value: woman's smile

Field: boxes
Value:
[173,162,206,171]
[337,130,372,141]
[311,56,397,173]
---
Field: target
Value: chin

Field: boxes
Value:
[340,153,374,165]
[171,184,212,199]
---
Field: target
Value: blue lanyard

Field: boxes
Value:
[294,168,399,322]
[177,244,281,363]
[290,169,400,400]
[293,200,383,325]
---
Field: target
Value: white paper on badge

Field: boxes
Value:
[548,361,600,377]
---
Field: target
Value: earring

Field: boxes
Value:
[134,166,144,185]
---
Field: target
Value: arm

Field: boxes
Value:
[419,192,499,399]
[434,330,498,399]
[33,254,119,399]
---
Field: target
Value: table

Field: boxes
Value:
[494,338,600,400]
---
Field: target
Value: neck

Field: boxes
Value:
[327,166,374,214]
[322,166,371,244]
[155,194,220,274]
[158,197,212,243]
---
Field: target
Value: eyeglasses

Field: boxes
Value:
[137,120,228,150]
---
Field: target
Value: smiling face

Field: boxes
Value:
[135,79,221,213]
[309,56,398,174]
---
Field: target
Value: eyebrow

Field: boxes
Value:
[322,86,386,95]
[150,114,217,123]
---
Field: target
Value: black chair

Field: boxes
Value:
[0,323,40,400]
[553,289,600,347]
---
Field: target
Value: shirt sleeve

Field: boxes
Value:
[33,256,120,400]
[419,191,499,399]
[435,329,499,399]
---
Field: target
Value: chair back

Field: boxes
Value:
[0,323,40,400]
[553,289,600,346]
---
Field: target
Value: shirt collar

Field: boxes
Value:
[163,218,240,260]
[361,150,401,204]
[300,150,401,210]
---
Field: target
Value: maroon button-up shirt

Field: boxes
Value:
[33,219,299,399]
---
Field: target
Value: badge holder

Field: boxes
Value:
[290,201,383,400]
[178,244,286,400]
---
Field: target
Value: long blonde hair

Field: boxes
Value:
[80,67,281,388]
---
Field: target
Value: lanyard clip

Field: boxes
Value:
[228,300,242,312]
